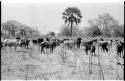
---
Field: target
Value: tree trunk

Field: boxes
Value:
[5,30,6,36]
[9,31,11,38]
[13,31,15,37]
[71,22,73,37]
[21,30,24,37]
[11,30,15,37]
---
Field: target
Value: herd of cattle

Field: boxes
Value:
[1,37,124,58]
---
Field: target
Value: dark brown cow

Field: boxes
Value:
[115,40,124,58]
[82,39,97,55]
[40,41,57,54]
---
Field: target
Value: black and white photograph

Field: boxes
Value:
[1,0,124,80]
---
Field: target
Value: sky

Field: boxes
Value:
[2,1,124,34]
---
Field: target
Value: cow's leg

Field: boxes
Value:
[119,51,121,58]
[93,47,96,56]
[49,48,51,53]
[78,45,80,49]
[14,44,17,50]
[51,47,54,53]
[27,44,28,49]
[41,47,43,54]
[21,44,23,48]
[103,47,106,52]
[41,47,45,54]
[20,44,22,48]
[23,43,26,49]
[41,48,43,54]
[101,47,103,52]
[91,50,93,56]
[94,51,96,56]
[70,46,71,50]
[92,52,94,56]
[101,46,104,52]
[86,50,88,55]
[10,44,12,49]
[100,46,102,52]
[93,50,96,56]
[68,45,69,50]
[77,44,80,49]
[85,48,88,55]
[27,44,29,49]
[106,47,108,52]
[68,44,70,50]
[120,51,122,58]
[122,49,124,57]
[23,44,25,48]
[50,48,53,53]
[25,44,27,49]
[41,49,45,54]
[43,49,45,54]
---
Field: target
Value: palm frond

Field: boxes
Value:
[62,16,68,23]
[68,22,70,26]
[62,12,68,16]
[75,20,78,25]
[77,19,81,23]
[64,19,68,23]
[62,16,67,19]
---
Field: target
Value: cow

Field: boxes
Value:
[98,39,113,52]
[50,38,62,46]
[115,40,124,58]
[2,39,20,50]
[76,37,82,49]
[32,39,38,45]
[37,38,44,45]
[40,41,57,54]
[63,39,76,50]
[83,40,96,56]
[20,38,30,49]
[1,38,5,49]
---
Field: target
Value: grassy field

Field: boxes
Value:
[1,42,124,80]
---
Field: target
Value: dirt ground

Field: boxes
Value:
[1,43,124,80]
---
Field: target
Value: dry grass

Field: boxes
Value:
[1,43,124,80]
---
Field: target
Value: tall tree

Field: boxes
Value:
[88,13,118,37]
[62,7,82,36]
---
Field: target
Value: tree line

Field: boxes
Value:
[1,7,124,39]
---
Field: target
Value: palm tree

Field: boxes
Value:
[62,7,82,36]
